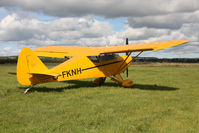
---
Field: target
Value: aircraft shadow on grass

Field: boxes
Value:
[19,80,179,93]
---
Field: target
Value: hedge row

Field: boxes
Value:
[0,56,199,64]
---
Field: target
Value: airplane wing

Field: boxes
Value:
[33,40,189,57]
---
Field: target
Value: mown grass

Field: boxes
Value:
[0,64,199,133]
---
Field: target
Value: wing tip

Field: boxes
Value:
[182,40,190,43]
[176,40,189,43]
[153,40,190,51]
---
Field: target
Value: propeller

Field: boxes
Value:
[126,38,129,77]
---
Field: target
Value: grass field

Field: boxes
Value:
[0,64,199,133]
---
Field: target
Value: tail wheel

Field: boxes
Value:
[94,77,106,86]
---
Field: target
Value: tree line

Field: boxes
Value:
[0,56,199,64]
[134,57,199,63]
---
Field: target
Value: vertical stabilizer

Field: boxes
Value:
[17,47,49,85]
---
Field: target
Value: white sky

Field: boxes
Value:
[0,0,199,58]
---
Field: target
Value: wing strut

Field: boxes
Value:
[115,51,132,75]
[118,51,143,75]
[129,51,143,65]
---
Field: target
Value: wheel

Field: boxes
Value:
[122,79,134,87]
[94,77,106,86]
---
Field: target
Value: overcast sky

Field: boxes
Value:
[0,0,198,58]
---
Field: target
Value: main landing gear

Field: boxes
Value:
[111,74,133,87]
[93,77,106,86]
[93,74,133,87]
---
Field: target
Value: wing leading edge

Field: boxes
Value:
[33,40,189,57]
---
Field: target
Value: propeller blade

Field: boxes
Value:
[126,38,128,56]
[126,68,128,77]
[126,38,129,77]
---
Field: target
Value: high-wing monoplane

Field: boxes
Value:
[17,39,189,93]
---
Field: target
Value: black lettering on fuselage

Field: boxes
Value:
[67,70,71,77]
[62,71,66,78]
[77,68,82,74]
[62,68,82,78]
[71,69,76,75]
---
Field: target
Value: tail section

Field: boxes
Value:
[17,47,51,85]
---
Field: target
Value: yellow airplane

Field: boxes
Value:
[17,39,189,94]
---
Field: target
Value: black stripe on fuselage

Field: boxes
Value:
[82,60,123,71]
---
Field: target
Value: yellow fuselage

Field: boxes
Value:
[51,55,132,82]
[17,48,132,86]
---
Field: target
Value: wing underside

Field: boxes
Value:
[33,40,189,57]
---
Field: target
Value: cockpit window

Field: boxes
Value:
[100,54,115,62]
[90,56,100,63]
[90,53,118,63]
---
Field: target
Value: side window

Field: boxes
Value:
[89,56,100,63]
[100,54,115,62]
[115,53,119,58]
[90,54,118,63]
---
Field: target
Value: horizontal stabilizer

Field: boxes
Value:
[8,72,16,75]
[29,72,60,78]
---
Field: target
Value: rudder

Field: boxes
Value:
[17,47,49,85]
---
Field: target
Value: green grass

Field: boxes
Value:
[0,64,199,133]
